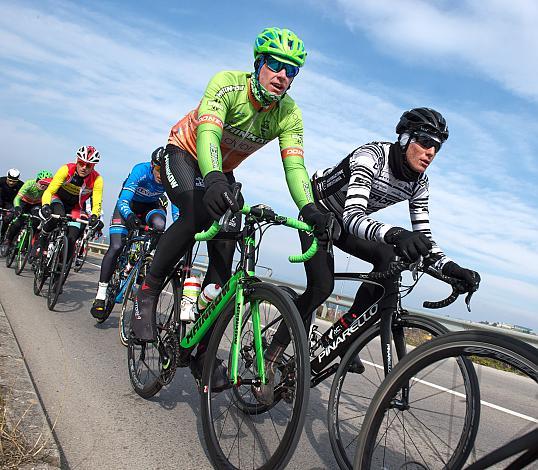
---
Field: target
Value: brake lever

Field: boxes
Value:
[464,291,473,312]
[409,257,423,282]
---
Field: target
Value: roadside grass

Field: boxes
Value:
[0,385,49,469]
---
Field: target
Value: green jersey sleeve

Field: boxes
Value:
[196,71,235,176]
[278,104,314,210]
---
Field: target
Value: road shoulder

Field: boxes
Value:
[0,300,61,468]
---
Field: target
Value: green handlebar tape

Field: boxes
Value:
[289,238,318,263]
[195,221,221,241]
[283,216,312,232]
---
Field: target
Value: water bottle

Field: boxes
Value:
[180,276,202,321]
[197,283,222,312]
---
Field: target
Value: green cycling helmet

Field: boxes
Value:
[36,169,53,181]
[254,27,307,67]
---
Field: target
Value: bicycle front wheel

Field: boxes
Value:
[354,330,538,470]
[15,227,32,275]
[127,274,181,398]
[329,314,480,470]
[33,252,47,295]
[47,235,68,310]
[201,282,309,470]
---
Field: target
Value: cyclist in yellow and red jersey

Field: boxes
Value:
[38,146,104,263]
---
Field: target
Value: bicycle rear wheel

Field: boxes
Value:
[127,274,181,398]
[328,314,480,469]
[15,227,32,275]
[354,330,538,470]
[201,282,309,470]
[47,235,68,310]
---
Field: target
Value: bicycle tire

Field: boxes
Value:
[119,257,153,345]
[15,227,32,275]
[47,235,68,311]
[73,238,88,272]
[353,330,538,470]
[33,252,47,295]
[201,282,309,470]
[328,314,480,469]
[5,243,16,268]
[127,274,181,398]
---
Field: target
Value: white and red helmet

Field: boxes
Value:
[76,145,100,164]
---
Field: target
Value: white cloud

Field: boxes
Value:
[316,0,538,101]
[1,1,536,328]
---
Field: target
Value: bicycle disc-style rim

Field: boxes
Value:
[328,314,479,470]
[33,254,47,295]
[354,331,537,470]
[202,283,309,470]
[47,235,68,310]
[127,276,180,398]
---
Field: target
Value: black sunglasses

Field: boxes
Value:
[414,131,442,152]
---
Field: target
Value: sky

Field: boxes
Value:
[1,0,537,329]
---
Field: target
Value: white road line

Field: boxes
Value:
[362,359,537,423]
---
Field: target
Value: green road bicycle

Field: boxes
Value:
[127,202,317,470]
[5,213,40,274]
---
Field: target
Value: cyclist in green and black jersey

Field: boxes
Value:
[131,27,338,385]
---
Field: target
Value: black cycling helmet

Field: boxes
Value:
[151,146,165,166]
[396,107,449,142]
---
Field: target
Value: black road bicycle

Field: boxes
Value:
[127,202,317,470]
[5,213,40,274]
[73,224,99,273]
[111,225,161,333]
[33,214,88,310]
[279,256,481,470]
[353,330,538,469]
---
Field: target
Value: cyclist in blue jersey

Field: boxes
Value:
[90,147,179,320]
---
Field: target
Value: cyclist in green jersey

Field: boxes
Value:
[131,27,338,386]
[2,170,53,251]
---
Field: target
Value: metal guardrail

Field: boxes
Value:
[87,242,538,347]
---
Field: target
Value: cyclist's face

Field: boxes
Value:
[6,178,18,187]
[258,63,293,96]
[76,160,94,177]
[152,165,161,184]
[406,141,436,173]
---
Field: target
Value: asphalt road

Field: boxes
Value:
[0,254,536,469]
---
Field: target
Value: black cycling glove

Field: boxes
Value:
[89,214,100,229]
[94,219,104,232]
[126,213,141,231]
[13,206,22,218]
[39,204,52,221]
[203,171,243,220]
[384,227,432,261]
[299,203,341,242]
[442,261,481,291]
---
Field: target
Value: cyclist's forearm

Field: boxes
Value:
[91,176,103,216]
[282,154,314,210]
[196,123,223,176]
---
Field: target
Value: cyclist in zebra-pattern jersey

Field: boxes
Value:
[257,108,482,404]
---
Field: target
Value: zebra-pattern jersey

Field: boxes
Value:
[312,141,450,270]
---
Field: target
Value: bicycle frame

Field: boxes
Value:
[114,231,155,303]
[179,221,266,386]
